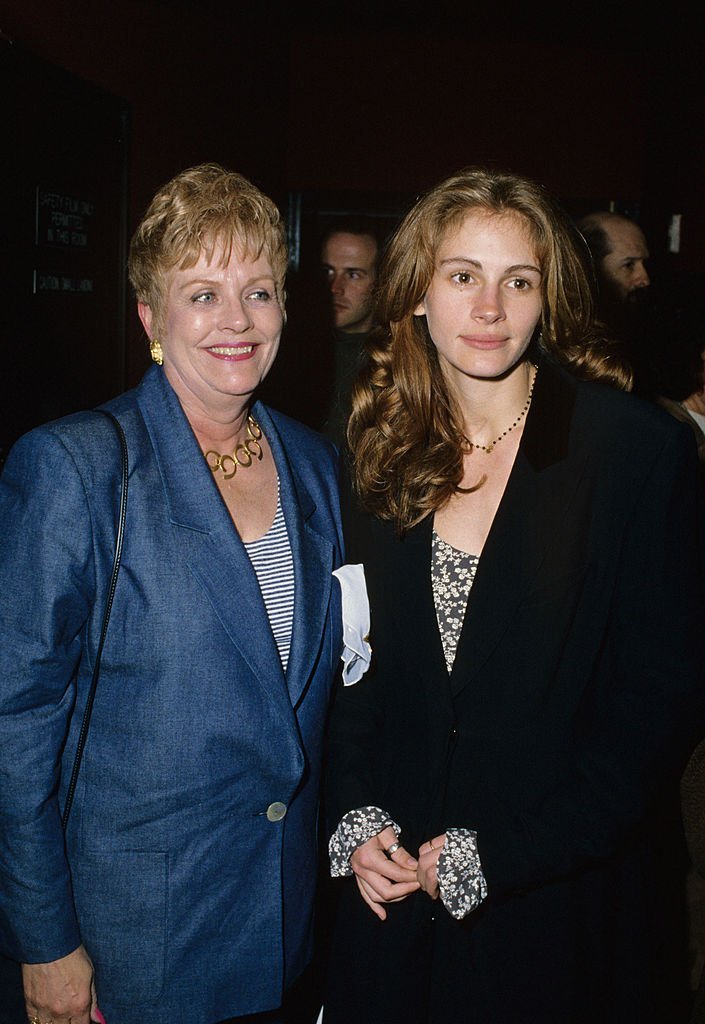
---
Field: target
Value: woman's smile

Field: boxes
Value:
[206,343,256,358]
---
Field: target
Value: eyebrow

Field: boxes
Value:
[439,257,542,275]
[176,273,276,290]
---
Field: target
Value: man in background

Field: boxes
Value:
[578,210,652,390]
[578,210,651,305]
[318,216,381,445]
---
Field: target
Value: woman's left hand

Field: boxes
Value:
[417,833,447,899]
[22,944,99,1024]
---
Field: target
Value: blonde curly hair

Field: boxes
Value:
[128,162,287,329]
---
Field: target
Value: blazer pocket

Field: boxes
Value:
[71,850,168,1004]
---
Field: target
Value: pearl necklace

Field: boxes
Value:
[204,416,263,479]
[464,365,538,455]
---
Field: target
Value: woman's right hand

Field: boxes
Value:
[23,944,103,1024]
[350,825,420,920]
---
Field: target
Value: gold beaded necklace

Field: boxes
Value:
[204,416,264,480]
[464,365,538,455]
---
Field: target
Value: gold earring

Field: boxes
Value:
[150,338,164,365]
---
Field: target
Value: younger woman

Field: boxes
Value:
[324,167,705,1023]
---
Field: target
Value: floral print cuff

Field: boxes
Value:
[437,827,487,920]
[329,806,401,876]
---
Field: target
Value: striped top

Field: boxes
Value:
[243,487,295,671]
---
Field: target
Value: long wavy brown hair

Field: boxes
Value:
[348,166,632,533]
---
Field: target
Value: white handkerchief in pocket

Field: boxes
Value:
[332,563,372,685]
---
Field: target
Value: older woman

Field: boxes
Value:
[323,167,705,1023]
[0,164,343,1024]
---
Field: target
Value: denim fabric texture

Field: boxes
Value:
[0,365,344,1023]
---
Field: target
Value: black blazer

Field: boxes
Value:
[324,358,705,1024]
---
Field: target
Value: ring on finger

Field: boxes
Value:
[429,838,436,850]
[384,840,401,858]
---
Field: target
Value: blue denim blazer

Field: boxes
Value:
[0,365,344,1023]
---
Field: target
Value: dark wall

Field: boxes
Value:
[284,20,704,280]
[287,32,646,198]
[0,44,130,455]
[0,0,289,389]
[1,2,702,403]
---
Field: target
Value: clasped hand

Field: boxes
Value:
[350,826,447,920]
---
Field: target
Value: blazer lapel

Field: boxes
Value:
[386,515,453,697]
[137,370,295,730]
[449,359,588,696]
[255,404,336,709]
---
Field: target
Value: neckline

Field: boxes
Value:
[432,528,478,561]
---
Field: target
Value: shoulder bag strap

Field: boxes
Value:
[62,410,128,829]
